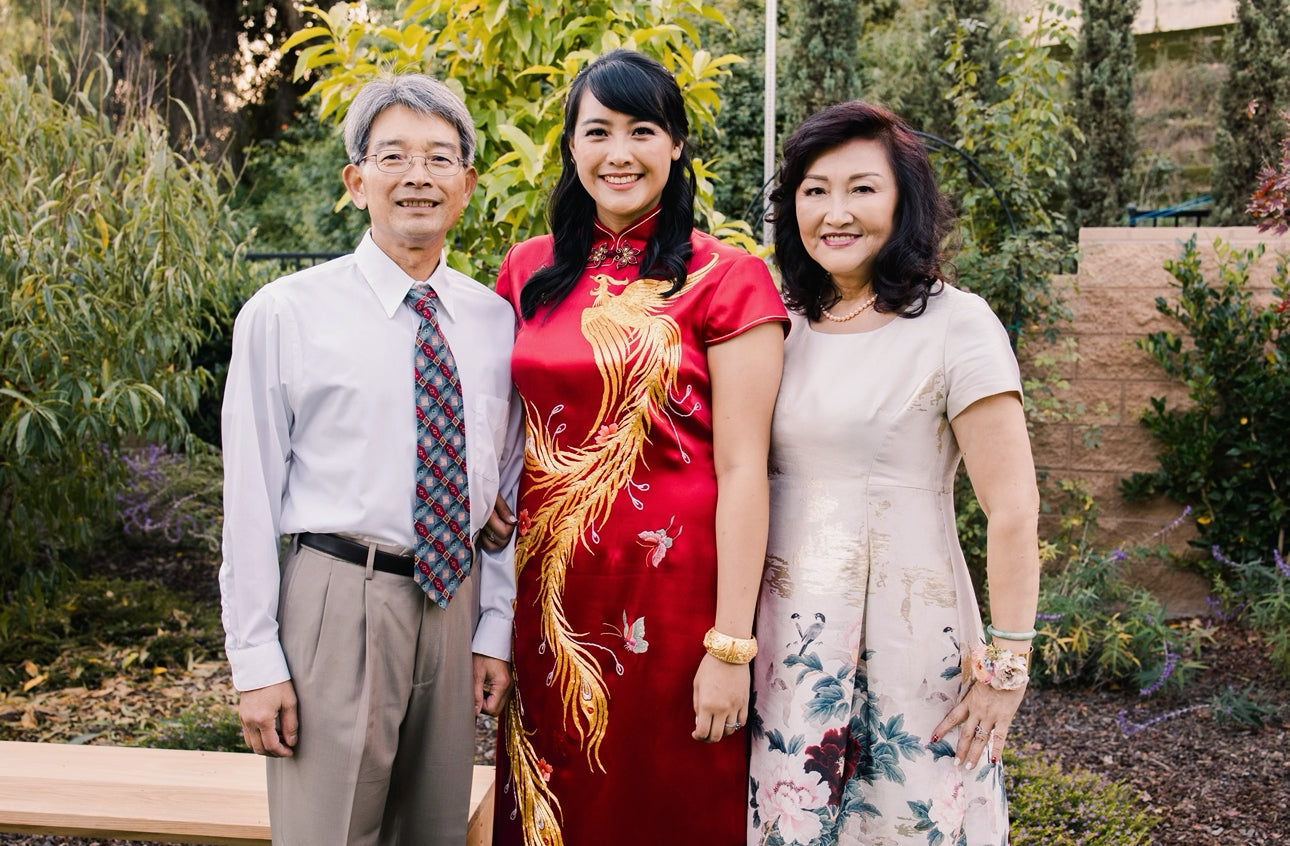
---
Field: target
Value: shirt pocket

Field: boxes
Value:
[469,393,510,486]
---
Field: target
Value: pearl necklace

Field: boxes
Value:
[820,292,878,323]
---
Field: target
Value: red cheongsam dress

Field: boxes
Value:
[492,208,788,846]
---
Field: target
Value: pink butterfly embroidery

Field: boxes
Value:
[617,612,648,654]
[637,517,682,568]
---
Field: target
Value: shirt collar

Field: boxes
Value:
[355,231,460,321]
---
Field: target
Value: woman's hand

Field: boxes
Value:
[931,682,1027,770]
[478,493,517,552]
[691,654,750,743]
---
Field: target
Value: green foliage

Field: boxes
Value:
[1034,531,1213,692]
[1210,0,1290,224]
[116,444,225,553]
[233,105,370,252]
[1066,0,1139,233]
[282,0,758,279]
[0,56,250,579]
[780,0,860,131]
[0,576,224,692]
[1121,236,1290,561]
[136,704,244,752]
[941,2,1080,341]
[1209,547,1290,677]
[692,0,780,224]
[875,0,1006,142]
[1208,683,1286,728]
[0,0,307,162]
[1005,749,1159,844]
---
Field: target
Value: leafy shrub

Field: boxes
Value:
[1209,546,1290,677]
[116,443,224,553]
[1005,749,1159,844]
[233,106,369,253]
[284,0,760,279]
[0,55,251,580]
[1033,518,1213,693]
[138,704,244,753]
[1121,236,1290,566]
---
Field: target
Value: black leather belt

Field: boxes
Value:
[297,532,414,576]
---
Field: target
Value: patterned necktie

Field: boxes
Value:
[407,286,471,608]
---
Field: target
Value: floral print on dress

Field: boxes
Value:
[751,626,1005,846]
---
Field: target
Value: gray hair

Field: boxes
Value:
[343,74,476,166]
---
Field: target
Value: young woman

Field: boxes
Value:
[749,101,1041,845]
[491,50,788,845]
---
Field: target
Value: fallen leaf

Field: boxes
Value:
[19,706,38,729]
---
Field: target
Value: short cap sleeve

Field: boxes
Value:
[944,288,1023,421]
[700,246,789,345]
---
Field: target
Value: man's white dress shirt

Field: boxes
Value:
[219,232,523,692]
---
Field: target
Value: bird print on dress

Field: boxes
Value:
[789,611,827,656]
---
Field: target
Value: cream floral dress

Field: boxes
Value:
[749,285,1022,846]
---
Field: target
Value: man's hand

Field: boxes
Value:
[238,680,298,757]
[478,493,518,552]
[472,654,513,716]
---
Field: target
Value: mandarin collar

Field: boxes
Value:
[589,207,660,269]
[355,231,459,321]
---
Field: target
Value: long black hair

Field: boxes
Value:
[519,49,696,320]
[770,100,956,321]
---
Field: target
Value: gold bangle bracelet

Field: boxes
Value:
[703,627,758,665]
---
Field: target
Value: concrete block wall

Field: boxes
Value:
[1028,226,1288,613]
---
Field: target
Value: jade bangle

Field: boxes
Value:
[986,623,1037,641]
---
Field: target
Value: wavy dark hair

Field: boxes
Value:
[770,100,956,321]
[519,49,696,319]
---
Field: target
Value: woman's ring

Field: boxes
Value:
[973,725,988,738]
[725,722,743,729]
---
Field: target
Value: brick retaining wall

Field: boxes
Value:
[1030,226,1288,613]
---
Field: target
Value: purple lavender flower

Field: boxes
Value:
[1211,545,1239,568]
[1275,549,1289,580]
[1139,648,1178,697]
[1150,505,1193,539]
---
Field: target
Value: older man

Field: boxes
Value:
[218,74,521,846]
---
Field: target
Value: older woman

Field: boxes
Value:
[748,101,1041,845]
[492,50,788,845]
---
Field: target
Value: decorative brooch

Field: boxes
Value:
[587,241,641,269]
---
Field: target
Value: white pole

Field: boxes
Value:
[762,0,776,245]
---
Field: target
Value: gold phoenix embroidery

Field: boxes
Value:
[504,254,719,846]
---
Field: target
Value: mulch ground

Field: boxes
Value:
[2,549,1287,845]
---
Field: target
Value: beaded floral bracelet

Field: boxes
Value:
[970,643,1031,691]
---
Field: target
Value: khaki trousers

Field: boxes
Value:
[267,540,476,846]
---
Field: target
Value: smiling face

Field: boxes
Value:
[795,137,899,293]
[567,90,682,233]
[342,104,477,278]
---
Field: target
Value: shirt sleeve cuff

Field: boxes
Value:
[226,640,291,692]
[471,611,513,662]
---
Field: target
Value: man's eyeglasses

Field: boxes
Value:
[357,151,467,176]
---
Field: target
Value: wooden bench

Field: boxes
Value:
[0,741,494,845]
